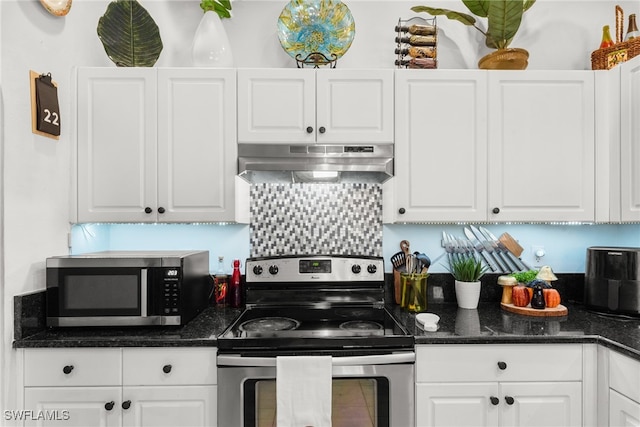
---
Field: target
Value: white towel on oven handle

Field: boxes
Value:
[276,355,332,427]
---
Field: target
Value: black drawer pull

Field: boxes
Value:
[163,364,172,374]
[497,361,507,370]
[63,365,74,374]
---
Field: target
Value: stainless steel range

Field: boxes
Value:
[217,255,414,427]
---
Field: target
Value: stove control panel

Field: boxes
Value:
[245,256,385,283]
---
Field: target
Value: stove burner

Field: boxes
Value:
[339,320,384,331]
[239,317,300,332]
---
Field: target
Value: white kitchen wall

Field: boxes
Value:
[2,0,640,415]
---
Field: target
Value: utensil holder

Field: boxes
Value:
[400,273,428,313]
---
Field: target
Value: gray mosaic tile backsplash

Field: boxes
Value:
[250,183,382,257]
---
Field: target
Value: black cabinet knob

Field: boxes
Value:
[497,361,507,370]
[104,401,114,411]
[318,126,326,134]
[162,364,172,374]
[505,396,515,405]
[63,365,74,374]
[145,207,153,214]
[122,400,131,410]
[351,264,361,274]
[306,126,313,134]
[490,396,499,406]
[492,207,500,214]
[158,207,166,214]
[398,208,406,214]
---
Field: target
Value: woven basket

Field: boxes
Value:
[591,5,640,70]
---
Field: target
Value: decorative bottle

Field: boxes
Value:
[395,46,437,59]
[214,256,228,306]
[395,34,437,47]
[625,14,640,41]
[394,24,436,36]
[600,25,615,48]
[229,259,242,308]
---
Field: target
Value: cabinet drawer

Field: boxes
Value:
[122,348,216,386]
[24,348,122,387]
[416,344,582,382]
[610,350,640,403]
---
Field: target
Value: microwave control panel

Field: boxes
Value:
[161,268,181,315]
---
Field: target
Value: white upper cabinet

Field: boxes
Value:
[394,70,488,222]
[392,69,596,223]
[237,68,393,144]
[620,56,640,222]
[76,67,237,223]
[77,68,157,223]
[487,71,596,222]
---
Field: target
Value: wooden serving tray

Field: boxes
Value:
[501,302,568,317]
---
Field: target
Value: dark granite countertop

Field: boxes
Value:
[389,302,640,360]
[13,305,242,348]
[13,275,640,362]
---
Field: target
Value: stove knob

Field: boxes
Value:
[252,265,263,275]
[268,265,279,275]
[351,264,361,274]
[367,264,378,274]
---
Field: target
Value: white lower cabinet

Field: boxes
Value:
[21,348,217,427]
[609,350,640,426]
[415,344,583,427]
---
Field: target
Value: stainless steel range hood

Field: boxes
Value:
[238,143,394,183]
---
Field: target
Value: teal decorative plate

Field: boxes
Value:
[277,0,355,61]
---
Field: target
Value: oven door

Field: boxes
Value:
[217,352,415,427]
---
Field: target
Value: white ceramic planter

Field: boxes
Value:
[191,10,234,67]
[454,280,481,309]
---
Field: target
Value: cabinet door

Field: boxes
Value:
[122,386,216,427]
[77,68,158,222]
[237,68,315,143]
[620,56,640,221]
[488,71,595,222]
[416,382,499,427]
[316,69,394,144]
[394,70,488,222]
[24,386,122,427]
[157,69,236,222]
[611,389,640,427]
[500,382,582,427]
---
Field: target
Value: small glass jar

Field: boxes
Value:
[400,273,428,313]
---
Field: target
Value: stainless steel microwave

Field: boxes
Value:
[46,250,210,327]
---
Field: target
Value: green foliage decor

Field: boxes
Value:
[448,256,489,282]
[200,0,232,19]
[411,0,536,50]
[97,0,163,67]
[510,269,539,284]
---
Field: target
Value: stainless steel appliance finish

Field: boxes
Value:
[217,255,414,427]
[237,143,394,183]
[46,250,210,327]
[585,246,640,316]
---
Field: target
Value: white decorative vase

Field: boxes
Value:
[191,10,234,67]
[454,280,481,309]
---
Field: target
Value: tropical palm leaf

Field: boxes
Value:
[97,0,163,67]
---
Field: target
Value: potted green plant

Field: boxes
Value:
[448,256,489,309]
[411,0,536,69]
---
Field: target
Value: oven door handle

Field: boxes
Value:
[217,352,415,367]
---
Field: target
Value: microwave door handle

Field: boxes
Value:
[141,269,148,317]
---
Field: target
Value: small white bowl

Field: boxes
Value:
[416,313,440,331]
